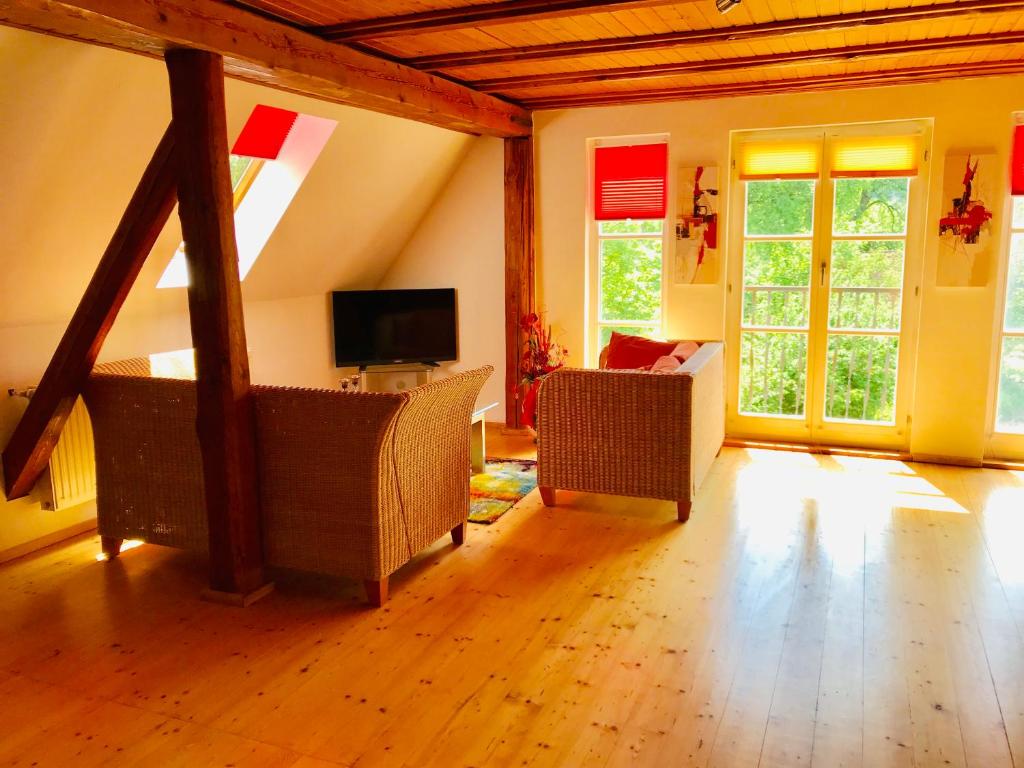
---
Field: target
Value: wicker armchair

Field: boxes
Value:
[84,360,492,605]
[535,342,724,521]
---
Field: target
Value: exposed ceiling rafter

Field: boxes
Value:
[472,30,1024,91]
[316,0,683,42]
[405,0,1024,71]
[518,59,1024,109]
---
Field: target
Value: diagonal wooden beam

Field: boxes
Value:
[165,47,267,599]
[1,126,177,501]
[472,30,1024,91]
[407,0,1024,71]
[316,0,681,42]
[518,59,1024,109]
[0,0,532,138]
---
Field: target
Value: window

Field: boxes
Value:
[730,127,924,447]
[229,155,263,206]
[158,105,336,289]
[995,195,1024,433]
[592,141,668,354]
[597,219,665,348]
[739,178,816,417]
[823,175,909,423]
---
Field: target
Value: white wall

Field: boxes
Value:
[532,75,1024,463]
[379,137,507,415]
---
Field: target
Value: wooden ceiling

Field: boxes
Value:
[228,0,1024,109]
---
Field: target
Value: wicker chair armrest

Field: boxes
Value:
[83,372,208,550]
[388,366,493,558]
[536,368,693,501]
[680,343,725,496]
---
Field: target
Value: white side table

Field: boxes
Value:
[471,401,499,474]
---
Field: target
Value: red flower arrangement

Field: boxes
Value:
[519,312,568,429]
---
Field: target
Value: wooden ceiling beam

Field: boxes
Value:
[518,59,1024,109]
[407,0,1024,71]
[0,0,532,138]
[316,0,680,42]
[473,30,1024,91]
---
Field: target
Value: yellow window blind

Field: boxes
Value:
[737,140,820,180]
[830,135,920,177]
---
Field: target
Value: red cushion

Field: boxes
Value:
[605,332,677,370]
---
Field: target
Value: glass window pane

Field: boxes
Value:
[598,324,658,350]
[745,180,815,236]
[1013,197,1024,229]
[600,237,662,323]
[1005,233,1024,331]
[832,177,910,235]
[829,240,905,330]
[995,335,1024,434]
[738,331,807,417]
[741,241,812,328]
[599,220,663,235]
[229,155,254,190]
[996,337,1024,433]
[824,335,899,423]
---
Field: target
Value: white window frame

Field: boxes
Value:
[725,120,929,451]
[988,140,1024,460]
[586,134,670,367]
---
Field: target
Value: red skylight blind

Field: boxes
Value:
[231,104,299,160]
[1013,124,1024,196]
[594,143,668,220]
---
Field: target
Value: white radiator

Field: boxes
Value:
[6,390,97,511]
[41,396,97,511]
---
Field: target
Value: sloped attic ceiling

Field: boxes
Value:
[0,25,473,329]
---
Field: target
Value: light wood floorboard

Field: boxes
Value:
[1,434,1022,767]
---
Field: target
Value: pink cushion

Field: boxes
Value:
[605,332,677,370]
[650,355,684,373]
[671,341,700,362]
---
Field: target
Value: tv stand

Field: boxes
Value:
[360,363,434,393]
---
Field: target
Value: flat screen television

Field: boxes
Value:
[331,288,458,367]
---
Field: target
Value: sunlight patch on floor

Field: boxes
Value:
[980,486,1024,583]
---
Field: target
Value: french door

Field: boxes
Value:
[727,131,925,450]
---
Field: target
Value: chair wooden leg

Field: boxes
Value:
[539,486,556,507]
[677,501,692,523]
[364,578,388,607]
[101,536,123,559]
[452,522,467,546]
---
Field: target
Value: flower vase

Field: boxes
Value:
[521,379,541,432]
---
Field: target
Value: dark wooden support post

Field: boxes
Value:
[504,135,536,429]
[166,49,268,602]
[1,126,178,500]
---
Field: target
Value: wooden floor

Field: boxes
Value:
[2,433,1024,767]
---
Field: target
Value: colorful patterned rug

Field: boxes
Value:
[469,458,537,524]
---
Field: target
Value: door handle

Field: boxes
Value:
[820,261,826,286]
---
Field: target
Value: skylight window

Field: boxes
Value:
[158,105,336,289]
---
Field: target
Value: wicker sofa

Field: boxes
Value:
[84,359,492,605]
[535,341,724,521]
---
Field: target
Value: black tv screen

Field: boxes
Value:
[331,288,458,367]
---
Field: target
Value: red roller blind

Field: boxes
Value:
[594,143,668,220]
[1013,124,1024,196]
[231,104,299,160]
